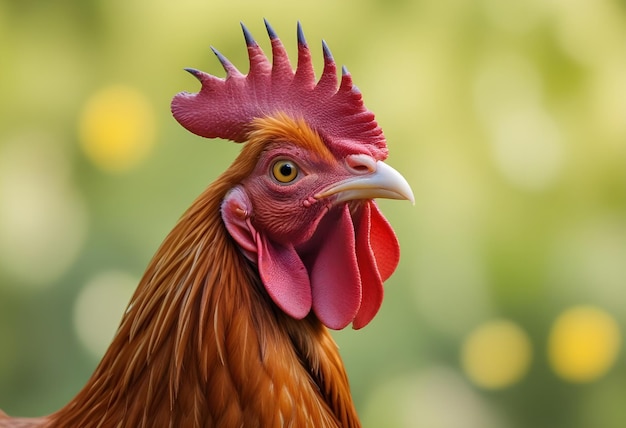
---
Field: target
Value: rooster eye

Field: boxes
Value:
[271,160,299,183]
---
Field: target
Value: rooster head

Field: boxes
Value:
[171,20,413,330]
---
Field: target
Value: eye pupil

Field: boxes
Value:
[279,163,293,177]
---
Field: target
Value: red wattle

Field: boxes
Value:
[352,202,383,329]
[309,205,362,329]
[258,238,312,320]
[368,201,400,282]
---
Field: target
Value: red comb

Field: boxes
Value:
[171,20,387,158]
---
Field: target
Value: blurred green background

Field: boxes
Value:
[1,0,625,427]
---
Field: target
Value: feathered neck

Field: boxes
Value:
[47,149,360,427]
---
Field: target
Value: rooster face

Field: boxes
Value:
[172,21,414,329]
[220,114,413,330]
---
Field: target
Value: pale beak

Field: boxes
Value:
[315,160,415,205]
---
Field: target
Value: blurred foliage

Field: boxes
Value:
[1,0,626,427]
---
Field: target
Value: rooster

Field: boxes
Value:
[0,20,413,427]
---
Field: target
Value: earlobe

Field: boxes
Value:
[221,186,258,260]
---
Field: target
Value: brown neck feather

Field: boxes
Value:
[47,146,360,427]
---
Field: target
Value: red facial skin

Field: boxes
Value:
[220,116,410,329]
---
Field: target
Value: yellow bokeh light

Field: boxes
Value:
[461,319,533,389]
[78,85,156,173]
[0,133,87,288]
[548,305,621,383]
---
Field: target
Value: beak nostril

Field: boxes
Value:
[346,154,376,175]
[352,165,370,173]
